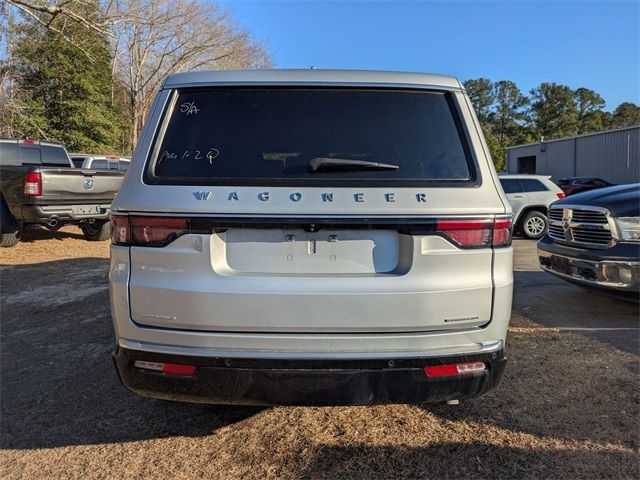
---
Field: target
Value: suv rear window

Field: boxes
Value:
[499,179,521,194]
[520,179,549,192]
[146,88,475,187]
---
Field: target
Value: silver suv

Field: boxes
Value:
[109,70,514,406]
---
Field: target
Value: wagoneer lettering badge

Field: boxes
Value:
[192,190,429,203]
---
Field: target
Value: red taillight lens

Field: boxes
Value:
[23,171,42,196]
[556,192,566,199]
[492,218,512,247]
[424,362,486,378]
[110,215,130,244]
[436,218,511,248]
[22,138,35,145]
[111,215,188,247]
[131,216,188,246]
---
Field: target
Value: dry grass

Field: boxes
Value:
[1,234,639,479]
[0,226,109,265]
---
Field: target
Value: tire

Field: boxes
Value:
[81,221,111,241]
[521,211,548,240]
[0,201,21,248]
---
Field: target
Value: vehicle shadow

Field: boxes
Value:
[295,443,636,479]
[19,225,86,242]
[513,270,639,354]
[0,258,263,450]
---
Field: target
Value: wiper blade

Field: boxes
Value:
[309,157,399,172]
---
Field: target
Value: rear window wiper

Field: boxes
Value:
[309,157,399,172]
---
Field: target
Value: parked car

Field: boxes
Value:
[70,154,131,171]
[109,70,514,406]
[559,177,613,196]
[0,138,125,247]
[498,174,565,239]
[538,183,639,301]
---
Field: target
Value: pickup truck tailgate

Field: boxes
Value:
[39,168,124,204]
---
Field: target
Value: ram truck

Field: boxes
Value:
[538,183,640,301]
[0,138,125,247]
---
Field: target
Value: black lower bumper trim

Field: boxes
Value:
[113,347,507,406]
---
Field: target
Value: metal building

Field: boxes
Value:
[505,125,639,184]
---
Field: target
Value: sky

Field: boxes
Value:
[221,0,640,109]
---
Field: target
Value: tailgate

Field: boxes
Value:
[39,168,124,204]
[127,216,499,334]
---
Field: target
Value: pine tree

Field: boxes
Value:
[10,8,125,153]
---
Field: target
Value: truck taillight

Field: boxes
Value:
[556,192,566,199]
[110,215,188,247]
[23,172,42,196]
[436,217,512,248]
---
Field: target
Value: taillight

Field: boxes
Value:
[424,362,487,378]
[110,215,130,244]
[492,218,513,247]
[24,171,42,196]
[110,215,188,247]
[436,217,512,248]
[556,192,566,199]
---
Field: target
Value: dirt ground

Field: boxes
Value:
[1,229,638,479]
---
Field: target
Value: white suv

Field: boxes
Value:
[109,70,513,406]
[498,174,565,239]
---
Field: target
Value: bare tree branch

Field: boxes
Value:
[108,0,271,149]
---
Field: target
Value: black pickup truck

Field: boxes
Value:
[0,138,124,247]
[538,183,640,301]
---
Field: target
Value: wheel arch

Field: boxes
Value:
[0,193,18,225]
[514,205,548,232]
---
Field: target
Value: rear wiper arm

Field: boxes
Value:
[309,157,399,172]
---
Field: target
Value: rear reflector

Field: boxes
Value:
[424,362,486,378]
[24,171,42,196]
[134,360,196,375]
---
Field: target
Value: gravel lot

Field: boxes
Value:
[1,228,638,479]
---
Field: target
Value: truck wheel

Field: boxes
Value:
[0,202,21,248]
[81,221,111,241]
[522,211,547,240]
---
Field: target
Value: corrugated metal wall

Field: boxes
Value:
[506,126,640,183]
[575,128,639,182]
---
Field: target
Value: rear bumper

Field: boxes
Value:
[20,203,111,224]
[538,237,640,295]
[113,344,507,406]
